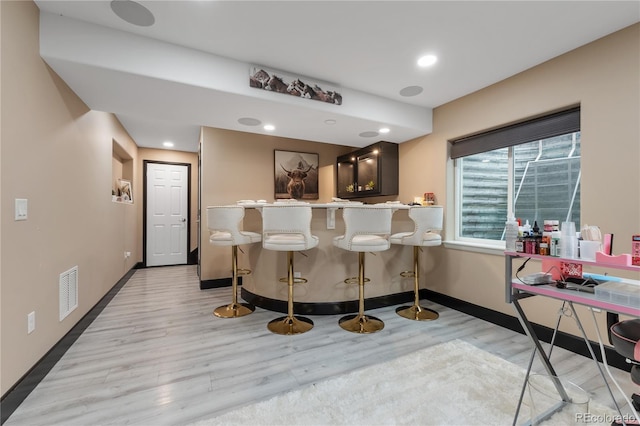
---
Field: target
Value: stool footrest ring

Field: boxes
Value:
[344,277,370,285]
[237,268,251,276]
[399,271,415,278]
[278,277,308,284]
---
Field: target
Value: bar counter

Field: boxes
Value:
[207,202,437,315]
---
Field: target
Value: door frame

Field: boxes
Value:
[143,160,192,267]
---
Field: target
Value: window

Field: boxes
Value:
[451,107,581,244]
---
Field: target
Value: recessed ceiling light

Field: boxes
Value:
[163,141,174,147]
[110,0,155,27]
[359,131,379,138]
[324,119,337,125]
[379,127,390,134]
[238,117,261,126]
[417,54,438,67]
[264,124,275,131]
[399,86,423,97]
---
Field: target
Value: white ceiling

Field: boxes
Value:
[34,1,639,152]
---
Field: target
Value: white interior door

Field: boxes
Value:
[146,163,188,266]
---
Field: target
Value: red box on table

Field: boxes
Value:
[561,261,583,278]
[632,234,640,266]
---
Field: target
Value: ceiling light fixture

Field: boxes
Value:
[324,119,337,125]
[264,124,275,131]
[110,0,155,27]
[379,127,390,134]
[163,141,174,148]
[417,54,438,67]
[359,131,379,138]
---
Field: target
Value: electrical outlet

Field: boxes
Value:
[27,311,35,334]
[294,271,301,278]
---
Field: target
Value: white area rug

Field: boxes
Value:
[192,340,617,426]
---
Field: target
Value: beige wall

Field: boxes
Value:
[0,2,199,395]
[0,0,4,389]
[399,23,640,339]
[0,1,139,394]
[200,129,418,303]
[200,127,355,281]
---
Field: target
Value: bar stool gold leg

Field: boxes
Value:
[214,245,255,318]
[268,251,314,335]
[339,252,384,333]
[396,246,439,321]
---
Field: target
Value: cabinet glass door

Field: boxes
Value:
[337,157,356,197]
[357,151,379,193]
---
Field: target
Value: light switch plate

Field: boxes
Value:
[15,198,28,221]
[28,311,35,334]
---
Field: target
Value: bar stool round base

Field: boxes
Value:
[339,314,384,334]
[395,305,439,321]
[213,303,255,318]
[267,316,314,335]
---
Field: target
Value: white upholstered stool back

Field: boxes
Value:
[206,206,261,318]
[207,206,261,247]
[332,206,393,333]
[261,205,318,335]
[262,205,319,252]
[390,205,443,247]
[390,205,443,321]
[333,206,393,252]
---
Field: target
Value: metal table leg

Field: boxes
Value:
[512,297,570,425]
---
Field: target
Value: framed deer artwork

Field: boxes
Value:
[274,150,319,200]
[117,179,133,203]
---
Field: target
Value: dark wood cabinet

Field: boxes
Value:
[336,141,398,198]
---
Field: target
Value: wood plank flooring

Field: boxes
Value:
[4,265,636,425]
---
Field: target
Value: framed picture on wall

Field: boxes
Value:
[274,150,319,200]
[118,179,133,203]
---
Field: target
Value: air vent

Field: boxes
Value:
[59,266,78,321]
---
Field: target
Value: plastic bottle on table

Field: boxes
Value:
[505,213,519,252]
[561,221,578,259]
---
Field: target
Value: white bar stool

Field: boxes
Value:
[262,205,319,335]
[333,205,393,334]
[206,206,261,318]
[390,205,443,321]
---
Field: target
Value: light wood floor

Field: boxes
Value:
[5,265,636,425]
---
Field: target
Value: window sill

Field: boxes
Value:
[443,240,506,256]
